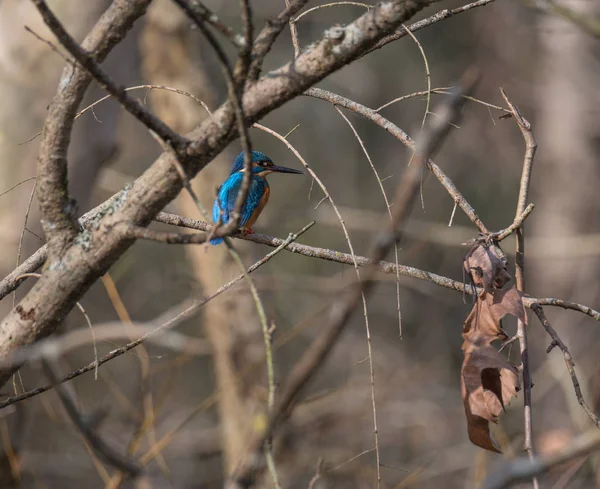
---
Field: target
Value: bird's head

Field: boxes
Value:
[230,151,303,177]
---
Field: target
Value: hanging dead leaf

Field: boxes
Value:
[461,332,520,452]
[464,244,510,293]
[460,249,526,453]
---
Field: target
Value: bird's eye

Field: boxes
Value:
[261,161,269,167]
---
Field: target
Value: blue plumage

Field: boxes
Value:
[229,151,271,174]
[210,151,303,245]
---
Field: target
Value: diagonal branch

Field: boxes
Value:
[3,211,600,322]
[531,305,600,427]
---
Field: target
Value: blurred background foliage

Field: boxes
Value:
[0,0,599,487]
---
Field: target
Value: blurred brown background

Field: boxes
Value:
[0,0,599,487]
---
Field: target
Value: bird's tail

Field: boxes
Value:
[210,237,224,245]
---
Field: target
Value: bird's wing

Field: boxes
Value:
[213,173,241,224]
[240,178,267,227]
[212,174,266,227]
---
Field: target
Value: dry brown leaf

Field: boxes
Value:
[464,244,510,293]
[460,249,526,452]
[461,332,520,452]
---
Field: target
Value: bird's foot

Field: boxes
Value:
[241,228,255,236]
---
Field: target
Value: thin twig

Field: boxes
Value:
[0,177,37,198]
[375,86,511,114]
[294,2,371,22]
[285,0,301,58]
[364,0,497,57]
[531,305,600,427]
[492,203,535,242]
[254,117,382,485]
[307,458,324,489]
[235,0,254,85]
[500,87,538,488]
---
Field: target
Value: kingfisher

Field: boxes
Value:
[210,151,303,244]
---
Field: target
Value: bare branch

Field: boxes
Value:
[3,211,599,323]
[365,0,496,57]
[501,89,538,483]
[492,203,535,242]
[235,0,254,85]
[172,0,255,232]
[531,305,600,427]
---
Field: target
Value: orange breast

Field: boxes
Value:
[242,185,270,230]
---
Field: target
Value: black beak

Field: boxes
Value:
[271,164,303,175]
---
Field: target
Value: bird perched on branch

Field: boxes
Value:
[210,151,303,244]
